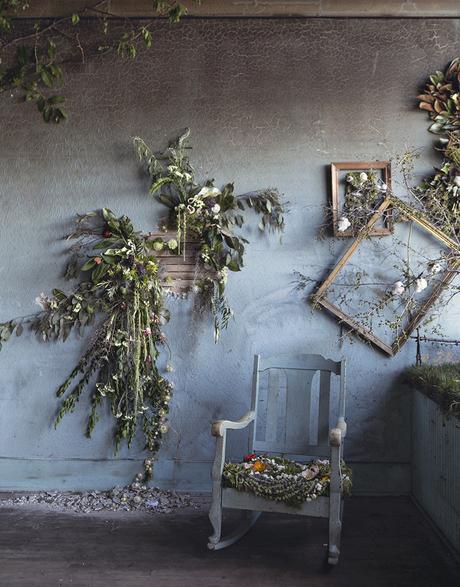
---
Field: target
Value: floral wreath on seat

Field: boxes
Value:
[223,453,352,507]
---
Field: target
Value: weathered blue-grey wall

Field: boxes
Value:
[1,18,460,494]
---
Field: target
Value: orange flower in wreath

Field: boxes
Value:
[252,460,266,473]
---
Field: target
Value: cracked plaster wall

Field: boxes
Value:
[1,18,460,493]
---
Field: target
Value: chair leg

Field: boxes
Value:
[208,498,223,549]
[328,498,342,565]
[208,510,261,551]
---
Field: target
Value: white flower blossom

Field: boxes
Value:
[359,172,368,183]
[187,195,205,211]
[301,467,318,480]
[211,203,221,215]
[196,186,221,199]
[346,174,354,183]
[337,216,351,232]
[218,267,228,285]
[415,277,428,293]
[429,262,443,274]
[35,292,50,311]
[392,281,405,296]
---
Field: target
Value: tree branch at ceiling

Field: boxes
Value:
[0,0,201,123]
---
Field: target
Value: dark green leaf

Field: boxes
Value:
[227,260,241,272]
[92,263,109,281]
[40,69,53,88]
[52,289,67,300]
[81,259,96,272]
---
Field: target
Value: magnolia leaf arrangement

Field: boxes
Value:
[0,130,285,480]
[133,129,285,340]
[415,58,460,239]
[0,1,199,123]
[417,58,460,135]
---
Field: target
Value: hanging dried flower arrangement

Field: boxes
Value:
[133,129,286,341]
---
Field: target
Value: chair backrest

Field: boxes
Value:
[250,354,346,458]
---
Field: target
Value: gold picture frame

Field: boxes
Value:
[312,196,460,356]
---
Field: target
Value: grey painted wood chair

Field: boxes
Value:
[208,353,347,565]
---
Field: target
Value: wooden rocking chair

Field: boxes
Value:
[208,354,347,565]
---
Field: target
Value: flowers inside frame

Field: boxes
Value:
[330,161,393,238]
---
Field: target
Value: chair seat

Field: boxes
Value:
[222,454,352,508]
[222,487,331,517]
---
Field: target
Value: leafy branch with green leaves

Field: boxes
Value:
[0,208,174,481]
[0,0,200,122]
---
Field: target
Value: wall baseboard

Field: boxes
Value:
[0,457,410,495]
[411,494,460,563]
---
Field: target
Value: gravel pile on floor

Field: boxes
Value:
[0,484,195,514]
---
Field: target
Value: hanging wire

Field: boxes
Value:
[410,330,460,365]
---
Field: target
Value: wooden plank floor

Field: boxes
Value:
[0,496,458,586]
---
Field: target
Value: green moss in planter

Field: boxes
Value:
[405,363,460,419]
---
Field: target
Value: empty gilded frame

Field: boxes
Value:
[312,197,460,356]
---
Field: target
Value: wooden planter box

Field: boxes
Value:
[412,390,460,556]
[147,231,201,293]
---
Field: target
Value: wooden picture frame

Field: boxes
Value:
[312,196,460,356]
[331,161,393,237]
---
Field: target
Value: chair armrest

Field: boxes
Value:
[211,410,256,437]
[329,427,342,447]
[329,417,347,447]
[336,416,347,437]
